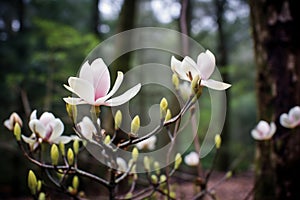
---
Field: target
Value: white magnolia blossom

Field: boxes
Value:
[76,116,100,141]
[251,120,276,140]
[22,110,72,147]
[64,58,141,106]
[136,135,157,151]
[280,106,300,128]
[116,157,128,172]
[184,151,199,166]
[4,112,23,131]
[171,50,231,90]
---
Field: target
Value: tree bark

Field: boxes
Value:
[249,0,300,199]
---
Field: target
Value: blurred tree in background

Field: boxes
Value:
[0,0,255,197]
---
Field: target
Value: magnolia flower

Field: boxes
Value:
[22,110,72,147]
[63,58,141,106]
[76,116,100,141]
[4,112,23,131]
[280,106,300,128]
[116,157,127,172]
[251,120,276,140]
[184,151,199,166]
[136,136,157,151]
[171,50,231,90]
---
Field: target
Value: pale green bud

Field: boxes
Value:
[172,73,179,90]
[38,192,46,200]
[59,142,65,157]
[50,144,59,165]
[165,109,172,122]
[143,156,151,172]
[37,180,42,193]
[72,176,79,190]
[67,148,74,165]
[191,75,200,93]
[125,192,133,199]
[226,171,232,179]
[13,123,21,141]
[28,170,37,195]
[174,153,182,170]
[160,98,168,118]
[160,174,167,183]
[132,147,139,162]
[104,135,111,145]
[66,103,77,123]
[73,139,79,155]
[151,174,158,184]
[153,161,160,175]
[215,134,222,149]
[114,110,122,130]
[131,116,140,136]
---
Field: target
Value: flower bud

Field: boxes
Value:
[37,180,42,193]
[125,192,133,199]
[104,135,111,145]
[114,110,122,130]
[72,176,79,190]
[131,116,140,136]
[160,174,167,183]
[172,73,179,90]
[160,98,168,118]
[28,170,37,195]
[67,148,74,165]
[38,192,46,200]
[73,139,79,155]
[143,156,151,172]
[226,171,232,179]
[132,147,139,162]
[151,174,158,184]
[191,75,200,93]
[13,123,21,141]
[59,142,65,157]
[174,153,182,170]
[153,161,160,175]
[50,144,59,165]
[165,109,172,122]
[215,134,222,149]
[66,103,77,123]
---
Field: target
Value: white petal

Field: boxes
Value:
[39,112,55,126]
[104,83,141,106]
[280,113,293,128]
[21,134,36,144]
[201,79,231,90]
[67,77,95,104]
[30,110,37,121]
[269,122,276,137]
[4,119,12,130]
[251,129,262,140]
[91,58,111,99]
[181,56,199,80]
[63,97,87,105]
[29,120,46,138]
[184,151,199,166]
[171,56,182,72]
[116,157,127,172]
[256,120,270,134]
[77,117,96,141]
[197,50,216,80]
[49,118,64,141]
[290,106,300,125]
[79,60,94,84]
[51,136,72,144]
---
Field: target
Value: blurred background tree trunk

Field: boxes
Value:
[249,0,300,199]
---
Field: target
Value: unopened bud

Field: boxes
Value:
[125,192,133,199]
[143,156,151,172]
[132,147,139,162]
[215,134,222,149]
[174,153,182,170]
[153,161,160,175]
[28,170,37,195]
[151,174,158,184]
[191,74,200,94]
[104,135,111,145]
[165,109,172,122]
[59,142,65,157]
[72,176,79,190]
[226,171,232,179]
[37,180,42,193]
[38,192,46,200]
[172,73,179,90]
[114,110,122,130]
[131,116,140,136]
[73,139,79,155]
[13,123,21,141]
[50,144,59,165]
[160,98,168,118]
[67,148,74,165]
[66,103,77,123]
[160,174,167,183]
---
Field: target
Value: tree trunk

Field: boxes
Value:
[249,0,300,199]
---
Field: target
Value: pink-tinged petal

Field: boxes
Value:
[49,119,64,141]
[201,79,231,90]
[269,122,276,136]
[39,112,55,127]
[63,97,86,105]
[181,56,199,80]
[79,60,94,84]
[21,134,36,144]
[251,129,261,140]
[30,110,37,121]
[91,58,111,99]
[257,120,270,134]
[51,136,72,144]
[67,77,95,104]
[95,71,124,103]
[3,119,12,130]
[104,83,141,106]
[289,106,300,124]
[280,113,293,128]
[29,120,46,138]
[197,50,216,80]
[4,112,23,130]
